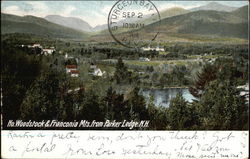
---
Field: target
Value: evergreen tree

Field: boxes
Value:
[199,80,248,130]
[102,87,129,120]
[147,96,168,129]
[20,69,63,120]
[1,42,41,128]
[114,57,129,84]
[189,63,217,98]
[128,87,149,120]
[78,90,104,121]
[168,93,199,130]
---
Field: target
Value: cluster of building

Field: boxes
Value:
[141,45,164,52]
[65,53,79,77]
[65,63,106,78]
[64,53,106,78]
[22,44,56,55]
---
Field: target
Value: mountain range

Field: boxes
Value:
[44,6,189,32]
[90,5,248,42]
[140,5,248,39]
[1,13,88,39]
[42,2,239,33]
[1,2,248,41]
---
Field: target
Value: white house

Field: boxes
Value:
[65,53,68,59]
[43,48,55,55]
[155,46,164,51]
[93,68,105,76]
[89,68,105,77]
[142,46,152,51]
[90,64,97,69]
[139,57,150,61]
[65,53,74,59]
[27,44,42,49]
[33,44,42,48]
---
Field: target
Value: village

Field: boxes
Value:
[17,43,248,103]
[64,53,106,78]
[19,43,227,80]
[20,43,107,78]
[21,43,56,55]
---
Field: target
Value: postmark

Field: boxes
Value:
[108,0,161,48]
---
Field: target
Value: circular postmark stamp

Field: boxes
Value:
[108,0,161,48]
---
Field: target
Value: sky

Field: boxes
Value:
[1,1,248,27]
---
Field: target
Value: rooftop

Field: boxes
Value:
[66,65,77,69]
[70,70,79,74]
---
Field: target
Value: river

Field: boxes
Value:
[141,88,196,107]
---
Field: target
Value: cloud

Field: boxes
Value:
[2,5,26,16]
[60,5,76,17]
[101,5,112,14]
[74,13,107,27]
[76,5,111,27]
[1,2,49,17]
[26,1,48,11]
[24,1,49,17]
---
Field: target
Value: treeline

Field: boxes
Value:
[2,33,60,47]
[164,43,248,55]
[76,46,159,59]
[71,43,249,60]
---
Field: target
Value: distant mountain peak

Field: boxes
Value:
[45,15,93,32]
[191,2,238,12]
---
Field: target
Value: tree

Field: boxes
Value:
[146,66,154,72]
[128,87,149,120]
[168,93,200,130]
[78,90,104,121]
[20,69,64,120]
[199,80,248,130]
[1,42,41,128]
[189,63,217,98]
[215,58,246,85]
[147,96,168,130]
[114,57,129,84]
[102,87,129,121]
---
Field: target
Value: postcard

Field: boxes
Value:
[1,0,249,158]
